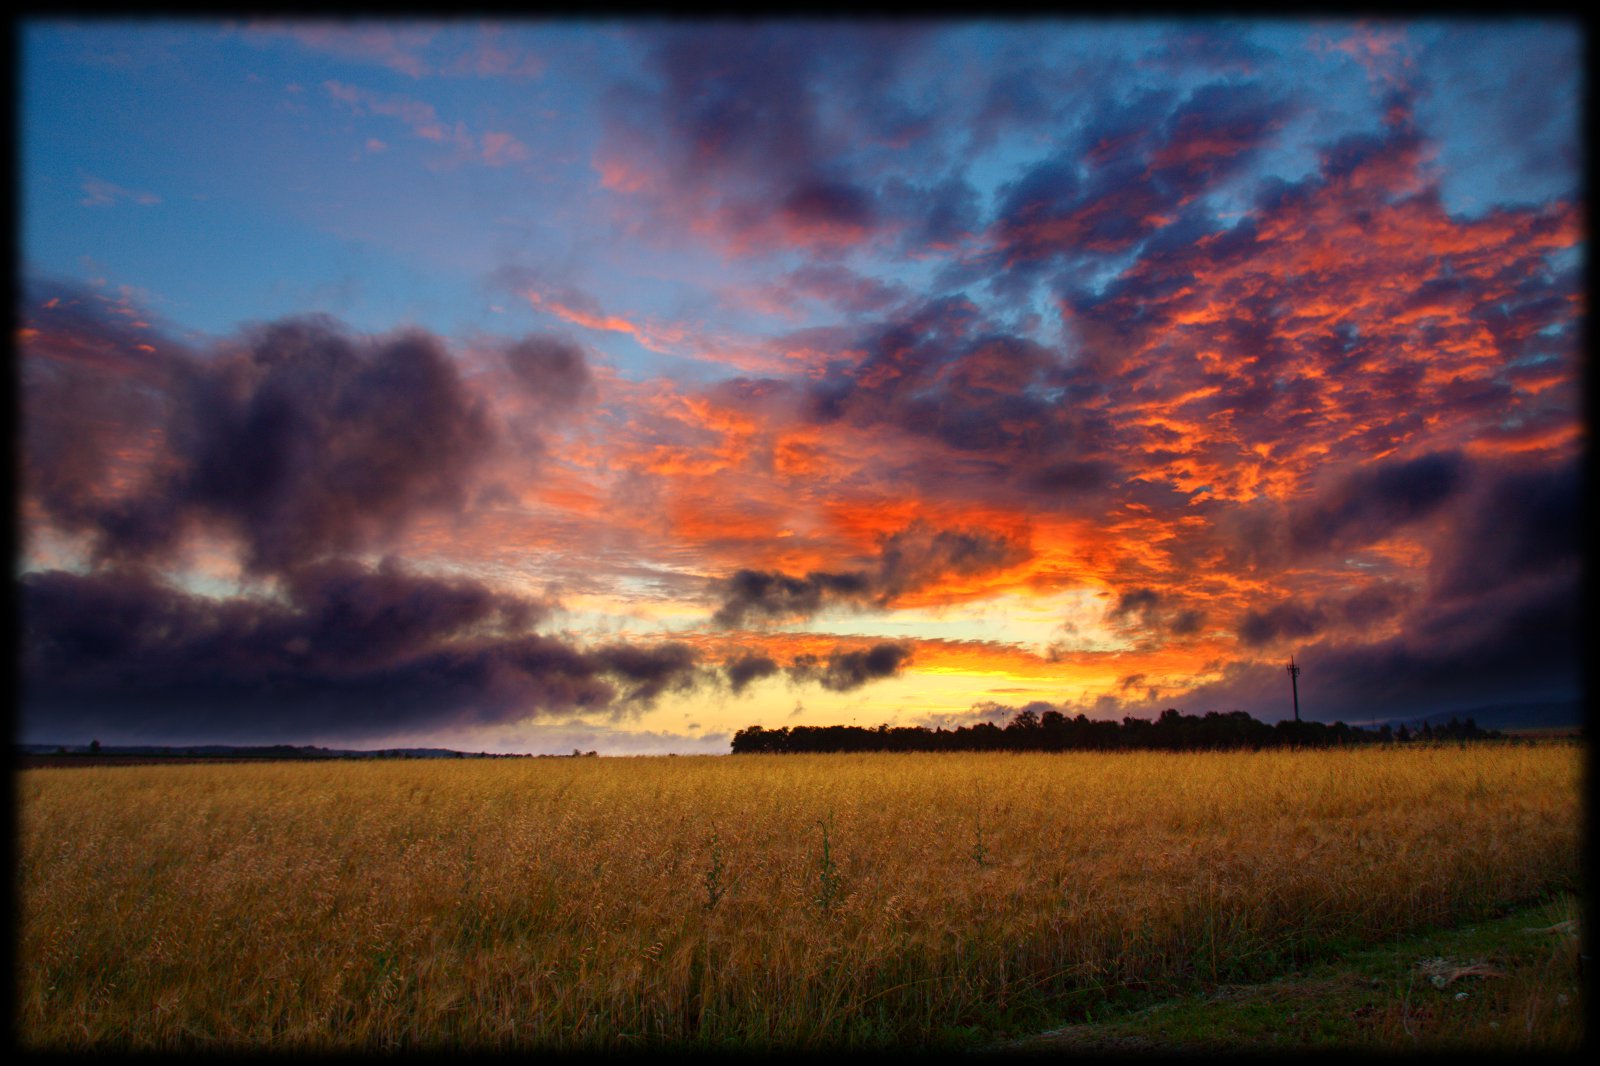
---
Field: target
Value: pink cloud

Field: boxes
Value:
[480,131,531,167]
[325,81,522,167]
[1314,23,1415,88]
[245,21,437,78]
[442,26,545,80]
[80,176,161,208]
[521,290,686,355]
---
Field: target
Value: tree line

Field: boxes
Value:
[730,707,1503,754]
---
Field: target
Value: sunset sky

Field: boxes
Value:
[17,19,1584,753]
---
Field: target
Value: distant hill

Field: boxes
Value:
[17,743,519,760]
[1360,700,1583,734]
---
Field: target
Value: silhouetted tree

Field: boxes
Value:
[729,704,1496,754]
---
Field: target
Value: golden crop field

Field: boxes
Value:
[17,744,1582,1050]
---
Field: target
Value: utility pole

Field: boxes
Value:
[1287,656,1302,723]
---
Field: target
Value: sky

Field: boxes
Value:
[16,18,1585,754]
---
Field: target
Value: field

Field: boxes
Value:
[16,744,1583,1050]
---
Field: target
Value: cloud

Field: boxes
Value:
[153,318,492,575]
[518,288,689,355]
[724,652,780,693]
[440,25,545,80]
[501,333,594,408]
[17,28,1584,744]
[1142,27,1273,77]
[1167,569,1580,726]
[17,557,917,743]
[711,569,873,628]
[243,22,546,84]
[882,175,983,252]
[323,79,529,166]
[1109,588,1208,639]
[18,561,707,744]
[1315,23,1415,89]
[804,295,1096,464]
[1236,600,1330,648]
[1426,456,1581,601]
[1024,460,1120,496]
[595,23,937,255]
[786,642,913,692]
[478,130,531,166]
[987,80,1295,283]
[22,299,497,577]
[589,641,702,704]
[245,21,439,77]
[773,262,910,318]
[325,79,450,137]
[1156,456,1582,719]
[1413,24,1580,207]
[80,175,161,207]
[709,519,1028,627]
[1288,451,1468,555]
[277,556,543,667]
[875,520,1030,599]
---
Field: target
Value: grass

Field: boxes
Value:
[1002,891,1584,1052]
[15,744,1583,1050]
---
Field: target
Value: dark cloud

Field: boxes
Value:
[1338,583,1411,628]
[1178,563,1581,726]
[496,332,595,462]
[1025,459,1119,496]
[15,298,706,742]
[1183,454,1581,719]
[968,67,1060,149]
[502,333,593,408]
[1112,588,1161,618]
[780,176,879,233]
[1237,581,1414,648]
[711,569,874,628]
[875,521,1028,599]
[279,556,542,670]
[600,23,936,252]
[23,307,496,577]
[23,356,165,538]
[591,641,701,704]
[1109,587,1209,640]
[18,563,706,744]
[771,262,908,317]
[724,652,781,693]
[20,282,184,542]
[1428,457,1582,601]
[802,295,1107,477]
[1237,600,1328,648]
[786,293,1133,513]
[170,318,493,576]
[1290,451,1468,555]
[988,80,1294,280]
[711,520,1027,627]
[1142,28,1273,76]
[786,642,912,692]
[1166,610,1207,637]
[881,175,984,251]
[647,26,830,178]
